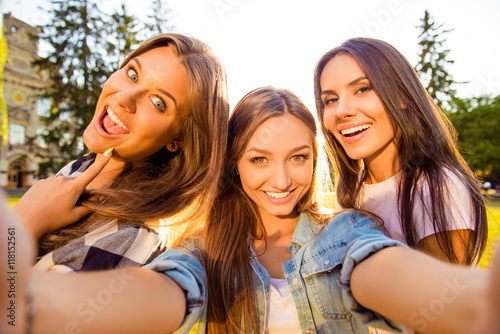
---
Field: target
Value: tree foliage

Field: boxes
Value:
[415,10,457,111]
[144,0,174,36]
[449,95,500,184]
[33,0,140,167]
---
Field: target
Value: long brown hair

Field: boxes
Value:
[314,37,487,264]
[39,33,229,253]
[203,86,331,333]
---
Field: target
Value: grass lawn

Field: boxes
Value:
[480,198,500,268]
[4,191,500,268]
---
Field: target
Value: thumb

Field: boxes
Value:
[74,147,113,190]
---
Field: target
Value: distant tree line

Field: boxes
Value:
[416,10,500,186]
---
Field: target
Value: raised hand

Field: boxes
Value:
[13,149,113,239]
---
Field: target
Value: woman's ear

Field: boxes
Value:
[166,136,183,152]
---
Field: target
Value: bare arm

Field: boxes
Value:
[351,246,488,334]
[32,267,186,334]
[2,184,187,334]
[417,230,472,264]
[477,244,500,333]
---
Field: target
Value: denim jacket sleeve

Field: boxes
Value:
[339,211,405,330]
[143,238,207,333]
[300,211,405,332]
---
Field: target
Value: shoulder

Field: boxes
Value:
[306,211,387,256]
[37,220,164,271]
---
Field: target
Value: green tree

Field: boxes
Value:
[415,10,457,111]
[144,0,174,36]
[449,95,500,184]
[34,0,139,167]
[106,3,139,71]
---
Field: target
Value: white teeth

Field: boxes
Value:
[340,124,371,136]
[107,107,129,131]
[266,191,290,199]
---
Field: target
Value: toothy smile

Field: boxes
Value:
[340,124,371,137]
[102,106,129,135]
[265,191,291,199]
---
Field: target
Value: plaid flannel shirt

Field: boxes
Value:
[34,153,165,272]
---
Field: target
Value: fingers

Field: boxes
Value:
[73,147,113,190]
[68,206,92,223]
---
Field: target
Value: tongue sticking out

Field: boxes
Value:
[102,114,129,135]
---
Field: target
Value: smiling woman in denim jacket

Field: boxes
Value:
[9,86,496,334]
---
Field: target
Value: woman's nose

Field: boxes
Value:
[115,87,141,113]
[270,163,292,190]
[335,97,357,119]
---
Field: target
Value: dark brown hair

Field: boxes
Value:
[39,33,229,253]
[203,86,332,333]
[314,37,487,264]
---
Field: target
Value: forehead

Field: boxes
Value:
[246,114,313,151]
[320,54,365,88]
[132,47,188,108]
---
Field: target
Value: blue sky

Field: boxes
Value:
[2,0,500,111]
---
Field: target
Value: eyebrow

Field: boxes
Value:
[132,58,178,108]
[246,144,312,155]
[320,76,368,96]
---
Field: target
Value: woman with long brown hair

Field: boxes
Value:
[314,37,487,267]
[13,32,229,271]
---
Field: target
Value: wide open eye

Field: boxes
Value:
[127,68,138,82]
[151,96,166,111]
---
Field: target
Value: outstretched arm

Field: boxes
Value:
[478,244,500,333]
[1,194,187,334]
[31,267,186,334]
[351,246,489,334]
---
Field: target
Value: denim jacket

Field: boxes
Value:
[145,211,405,333]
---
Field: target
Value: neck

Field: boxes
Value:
[86,156,126,190]
[364,143,400,184]
[256,210,299,247]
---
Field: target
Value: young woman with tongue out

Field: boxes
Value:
[13,33,229,272]
[314,38,488,333]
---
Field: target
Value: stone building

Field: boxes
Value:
[1,13,50,189]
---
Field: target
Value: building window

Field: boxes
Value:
[37,98,51,117]
[9,124,26,145]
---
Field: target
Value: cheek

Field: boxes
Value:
[239,168,260,191]
[295,164,314,187]
[322,110,336,134]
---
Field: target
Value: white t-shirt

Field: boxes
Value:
[358,168,473,244]
[265,278,302,334]
[356,168,474,334]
